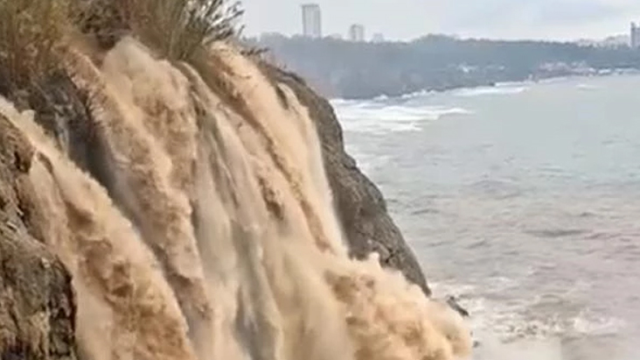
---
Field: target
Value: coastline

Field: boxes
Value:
[328,69,640,102]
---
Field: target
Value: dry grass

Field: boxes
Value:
[0,0,244,92]
[116,0,244,61]
[0,0,73,89]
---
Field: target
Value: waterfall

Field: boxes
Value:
[0,37,471,360]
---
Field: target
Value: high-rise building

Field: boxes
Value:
[349,24,365,42]
[632,22,640,48]
[301,4,322,38]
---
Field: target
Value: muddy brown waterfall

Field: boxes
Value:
[0,37,471,360]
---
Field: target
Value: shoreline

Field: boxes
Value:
[329,68,640,102]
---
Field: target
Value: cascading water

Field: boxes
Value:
[0,37,472,360]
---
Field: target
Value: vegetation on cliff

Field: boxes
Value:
[0,0,243,93]
[255,34,640,99]
[0,0,73,88]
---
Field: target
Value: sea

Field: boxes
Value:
[332,74,640,360]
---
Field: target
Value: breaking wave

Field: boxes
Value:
[453,85,529,98]
[331,99,472,135]
[430,279,630,360]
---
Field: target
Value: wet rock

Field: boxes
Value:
[446,295,470,318]
[0,114,77,360]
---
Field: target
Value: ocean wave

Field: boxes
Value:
[344,144,392,175]
[429,278,627,360]
[373,94,390,101]
[495,81,529,87]
[330,98,363,107]
[454,85,529,97]
[331,82,529,103]
[333,102,473,134]
[399,89,435,100]
[571,311,626,336]
[577,83,600,90]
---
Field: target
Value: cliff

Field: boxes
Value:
[0,60,431,359]
[262,64,429,295]
[0,115,76,359]
[0,2,468,358]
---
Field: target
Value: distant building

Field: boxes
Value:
[349,24,365,42]
[599,35,630,48]
[372,33,385,43]
[301,4,322,38]
[575,35,629,49]
[631,22,640,48]
[328,33,343,40]
[259,32,288,41]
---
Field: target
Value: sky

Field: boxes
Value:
[241,0,640,41]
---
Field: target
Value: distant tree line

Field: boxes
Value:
[249,34,640,99]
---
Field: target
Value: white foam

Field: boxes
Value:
[399,89,434,100]
[330,98,361,107]
[343,143,391,176]
[472,336,564,360]
[571,310,626,336]
[576,84,600,90]
[428,278,628,360]
[333,102,472,135]
[454,85,529,97]
[495,81,528,87]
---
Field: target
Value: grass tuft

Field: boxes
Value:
[0,0,73,90]
[117,0,244,61]
[0,0,245,91]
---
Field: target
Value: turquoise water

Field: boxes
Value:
[333,75,640,359]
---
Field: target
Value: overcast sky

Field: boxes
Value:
[241,0,640,41]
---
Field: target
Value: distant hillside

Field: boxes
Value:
[253,34,640,99]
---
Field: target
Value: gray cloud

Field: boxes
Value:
[241,0,640,40]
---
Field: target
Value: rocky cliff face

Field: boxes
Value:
[0,56,429,357]
[0,114,77,360]
[263,64,430,295]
